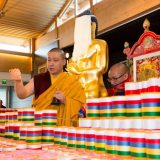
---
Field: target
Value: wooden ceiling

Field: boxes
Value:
[0,0,68,39]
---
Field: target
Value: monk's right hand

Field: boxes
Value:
[9,68,22,81]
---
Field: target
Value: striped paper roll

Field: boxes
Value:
[26,126,42,149]
[116,130,131,158]
[146,130,160,159]
[0,113,6,124]
[12,122,23,140]
[130,130,146,159]
[0,108,6,113]
[20,126,28,140]
[95,128,106,152]
[42,126,54,145]
[17,108,23,121]
[111,96,126,117]
[119,118,132,129]
[67,127,76,148]
[91,118,101,128]
[109,118,121,129]
[42,110,57,126]
[9,111,18,122]
[98,97,112,117]
[84,128,95,150]
[21,108,35,122]
[147,78,160,92]
[86,98,100,118]
[35,111,42,126]
[99,118,111,129]
[125,82,140,95]
[79,118,92,128]
[130,118,143,129]
[141,92,160,117]
[6,112,17,122]
[142,117,160,129]
[5,122,13,139]
[16,140,27,149]
[60,127,68,146]
[75,127,85,149]
[125,95,142,117]
[53,127,61,145]
[105,129,117,155]
[141,81,148,93]
[0,124,5,137]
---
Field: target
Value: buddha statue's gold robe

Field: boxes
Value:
[67,38,108,98]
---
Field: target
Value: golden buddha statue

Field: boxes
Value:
[67,14,108,98]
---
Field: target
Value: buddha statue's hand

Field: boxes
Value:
[67,59,80,75]
[9,68,22,81]
[67,65,81,75]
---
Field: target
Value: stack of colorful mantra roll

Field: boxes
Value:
[125,77,160,95]
[0,137,27,150]
[111,96,126,117]
[21,108,35,123]
[12,122,23,140]
[17,108,23,121]
[75,127,85,149]
[5,122,13,139]
[67,127,76,148]
[0,112,5,124]
[26,126,42,149]
[141,92,160,117]
[0,124,5,136]
[5,110,18,123]
[79,117,160,129]
[86,96,128,118]
[40,110,57,146]
[60,126,68,146]
[41,127,160,160]
[42,126,54,146]
[53,126,61,145]
[86,84,160,119]
[42,109,57,126]
[35,111,42,126]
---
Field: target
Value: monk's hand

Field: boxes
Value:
[54,91,66,104]
[9,68,22,81]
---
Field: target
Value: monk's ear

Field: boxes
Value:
[123,73,128,81]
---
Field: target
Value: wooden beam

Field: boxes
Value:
[0,49,31,57]
[38,0,73,38]
[89,0,94,13]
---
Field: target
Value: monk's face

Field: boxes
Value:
[47,51,66,76]
[108,67,128,86]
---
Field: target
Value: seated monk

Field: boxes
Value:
[67,13,108,98]
[107,63,131,96]
[9,48,86,127]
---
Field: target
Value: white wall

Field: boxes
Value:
[0,72,31,86]
[10,88,32,108]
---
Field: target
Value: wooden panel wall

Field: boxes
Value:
[94,0,160,32]
[0,53,32,73]
[36,0,159,49]
[58,18,75,48]
[35,29,57,51]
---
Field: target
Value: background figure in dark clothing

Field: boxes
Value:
[0,99,6,108]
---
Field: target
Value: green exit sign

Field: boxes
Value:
[2,79,7,84]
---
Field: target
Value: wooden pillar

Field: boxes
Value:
[89,0,94,13]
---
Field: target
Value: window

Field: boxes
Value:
[0,86,7,106]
